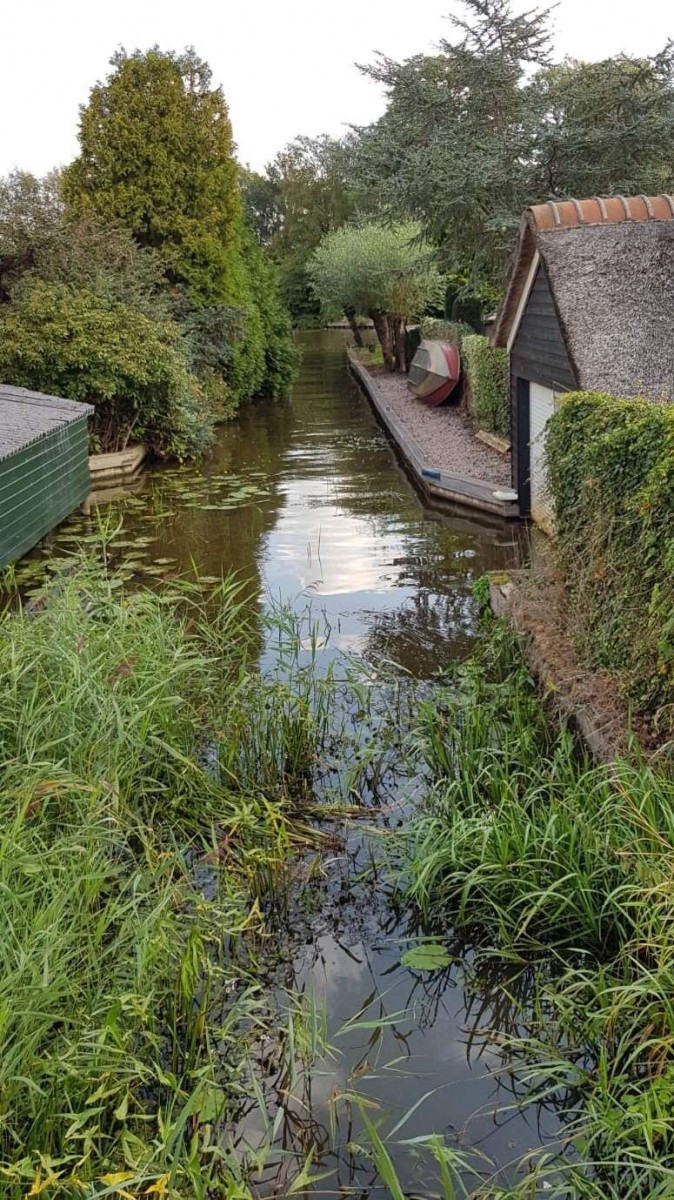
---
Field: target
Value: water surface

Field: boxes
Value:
[25,332,559,1193]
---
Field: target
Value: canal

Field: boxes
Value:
[20,332,558,1195]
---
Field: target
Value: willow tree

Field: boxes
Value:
[309,221,443,369]
[62,47,244,308]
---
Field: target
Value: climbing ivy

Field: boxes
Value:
[546,392,674,734]
[461,335,509,438]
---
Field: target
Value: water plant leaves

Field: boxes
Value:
[400,944,451,971]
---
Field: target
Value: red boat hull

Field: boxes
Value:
[407,340,461,406]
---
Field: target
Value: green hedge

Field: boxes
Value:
[546,392,674,732]
[461,334,510,437]
[419,317,473,348]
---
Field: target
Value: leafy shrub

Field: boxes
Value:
[0,279,214,457]
[0,169,168,320]
[461,334,510,437]
[419,317,473,348]
[546,391,674,731]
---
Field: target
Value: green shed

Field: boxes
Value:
[0,384,93,567]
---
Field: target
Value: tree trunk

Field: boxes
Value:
[344,307,364,348]
[392,317,407,372]
[369,310,394,370]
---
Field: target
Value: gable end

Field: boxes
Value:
[510,266,577,393]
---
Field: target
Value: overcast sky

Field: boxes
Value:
[2,0,672,178]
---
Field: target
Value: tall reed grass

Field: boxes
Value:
[0,556,356,1197]
[402,620,674,1196]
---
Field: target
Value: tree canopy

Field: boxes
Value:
[243,134,361,325]
[310,221,443,368]
[0,47,298,457]
[63,47,244,308]
[248,0,674,301]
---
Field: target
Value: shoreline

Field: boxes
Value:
[347,351,519,521]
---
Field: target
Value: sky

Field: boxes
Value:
[2,0,673,178]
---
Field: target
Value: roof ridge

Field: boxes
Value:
[529,195,674,232]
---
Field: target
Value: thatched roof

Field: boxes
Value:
[492,195,674,401]
[0,384,93,463]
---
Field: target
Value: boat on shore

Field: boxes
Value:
[407,340,461,406]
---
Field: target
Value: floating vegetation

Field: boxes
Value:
[0,465,276,602]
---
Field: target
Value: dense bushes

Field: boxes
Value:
[0,279,214,457]
[546,391,674,732]
[461,334,510,437]
[0,49,298,462]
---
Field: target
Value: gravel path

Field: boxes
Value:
[373,371,511,487]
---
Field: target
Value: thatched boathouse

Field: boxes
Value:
[492,195,674,527]
[0,384,93,566]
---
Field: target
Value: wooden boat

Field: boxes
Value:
[407,340,461,406]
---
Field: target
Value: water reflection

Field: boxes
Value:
[22,331,551,1194]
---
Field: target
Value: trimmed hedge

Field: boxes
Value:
[461,335,509,437]
[546,392,674,733]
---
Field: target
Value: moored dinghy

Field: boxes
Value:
[407,340,461,406]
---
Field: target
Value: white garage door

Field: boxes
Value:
[529,382,557,531]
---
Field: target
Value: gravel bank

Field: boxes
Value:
[373,370,511,487]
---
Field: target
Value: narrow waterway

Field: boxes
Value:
[22,332,560,1194]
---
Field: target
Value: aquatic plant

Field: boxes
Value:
[0,556,368,1197]
[402,619,674,1195]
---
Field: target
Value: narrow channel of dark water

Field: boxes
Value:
[21,332,562,1193]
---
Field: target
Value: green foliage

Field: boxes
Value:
[0,278,214,457]
[546,391,674,732]
[349,0,674,292]
[0,169,167,319]
[461,334,510,437]
[63,48,243,309]
[310,220,442,321]
[240,166,283,246]
[61,47,297,410]
[449,292,483,330]
[310,220,443,367]
[352,0,551,287]
[400,944,451,971]
[403,623,674,1194]
[0,558,341,1195]
[261,134,361,324]
[419,317,473,348]
[242,232,299,397]
[278,255,322,327]
[529,51,674,199]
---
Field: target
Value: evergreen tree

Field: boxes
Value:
[63,47,244,308]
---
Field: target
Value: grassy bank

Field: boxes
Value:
[402,621,674,1197]
[0,558,353,1198]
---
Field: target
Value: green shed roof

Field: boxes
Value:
[0,384,93,463]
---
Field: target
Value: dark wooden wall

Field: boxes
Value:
[510,264,577,514]
[510,266,577,393]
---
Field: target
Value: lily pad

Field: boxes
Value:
[400,944,452,972]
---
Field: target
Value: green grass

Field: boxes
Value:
[401,620,674,1196]
[0,556,349,1198]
